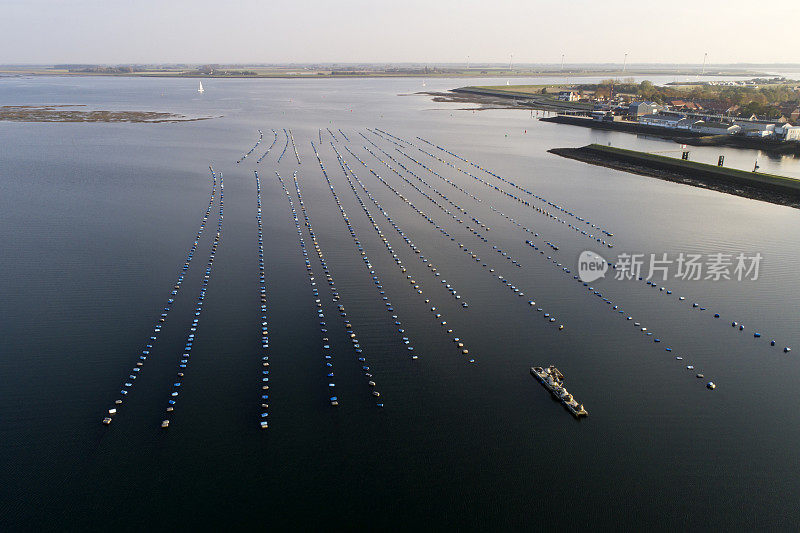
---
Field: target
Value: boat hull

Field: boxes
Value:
[530,366,588,418]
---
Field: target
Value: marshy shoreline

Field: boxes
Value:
[0,105,212,123]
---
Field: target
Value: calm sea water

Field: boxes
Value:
[2,76,800,530]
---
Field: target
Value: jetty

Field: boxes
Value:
[550,144,800,209]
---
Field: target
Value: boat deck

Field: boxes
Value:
[530,366,588,418]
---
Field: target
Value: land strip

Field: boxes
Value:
[549,144,800,208]
[541,115,800,155]
[0,105,212,123]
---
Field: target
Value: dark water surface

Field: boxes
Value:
[2,76,800,530]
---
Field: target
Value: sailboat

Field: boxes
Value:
[198,81,204,93]
[422,80,427,87]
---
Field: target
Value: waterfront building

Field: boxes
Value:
[628,101,661,116]
[690,121,742,135]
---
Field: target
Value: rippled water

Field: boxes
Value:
[2,76,799,530]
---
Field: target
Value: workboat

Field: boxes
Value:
[530,366,588,418]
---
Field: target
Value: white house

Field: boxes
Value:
[557,91,579,102]
[734,120,776,138]
[676,118,702,130]
[629,101,661,116]
[690,121,741,135]
[776,124,800,141]
[639,113,685,128]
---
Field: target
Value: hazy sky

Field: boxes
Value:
[2,0,798,65]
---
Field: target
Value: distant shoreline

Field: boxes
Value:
[0,68,770,79]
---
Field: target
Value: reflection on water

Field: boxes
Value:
[1,76,799,530]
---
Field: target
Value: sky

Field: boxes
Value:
[1,0,798,65]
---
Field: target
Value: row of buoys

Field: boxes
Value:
[236,129,263,164]
[341,144,481,305]
[360,137,471,226]
[365,131,755,391]
[630,276,792,355]
[576,271,720,389]
[338,129,350,142]
[326,128,338,143]
[374,131,791,387]
[312,140,475,363]
[413,138,611,247]
[339,140,565,350]
[256,129,279,164]
[334,144,470,307]
[366,130,552,251]
[254,171,270,427]
[342,143,565,331]
[361,133,470,217]
[367,131,726,385]
[373,129,613,248]
[346,142,531,299]
[289,169,384,404]
[289,129,301,165]
[368,128,722,388]
[371,131,746,386]
[512,234,717,389]
[525,228,793,364]
[313,142,421,360]
[367,129,483,205]
[274,169,340,405]
[103,166,219,426]
[415,138,614,247]
[387,130,616,243]
[371,129,562,263]
[162,172,224,428]
[622,273,792,355]
[362,136,529,270]
[277,128,290,164]
[360,138,466,223]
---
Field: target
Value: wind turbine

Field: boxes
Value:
[622,52,628,73]
[560,53,565,71]
[701,52,708,75]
